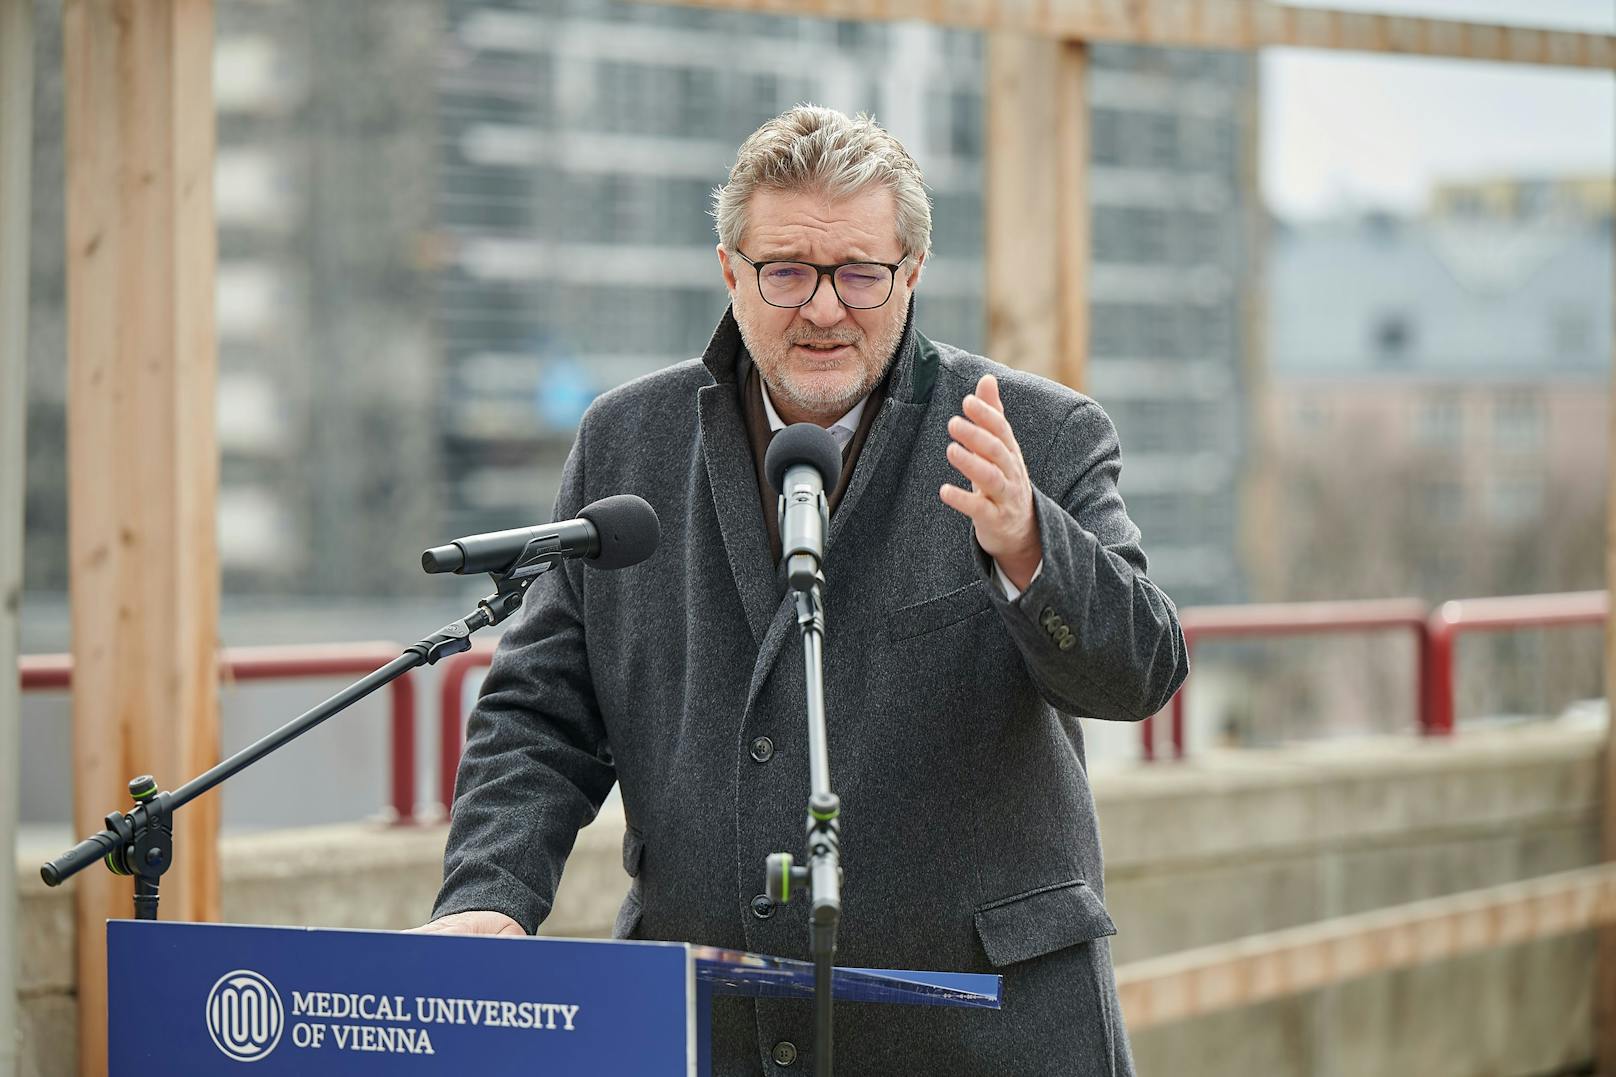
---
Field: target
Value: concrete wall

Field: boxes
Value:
[1102,724,1601,1076]
[15,722,1602,1076]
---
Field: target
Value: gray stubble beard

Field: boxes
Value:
[738,309,906,421]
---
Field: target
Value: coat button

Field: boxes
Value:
[771,1040,798,1066]
[750,736,775,763]
[750,894,775,919]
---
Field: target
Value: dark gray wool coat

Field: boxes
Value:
[434,305,1189,1076]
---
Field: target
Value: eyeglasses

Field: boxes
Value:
[733,249,909,310]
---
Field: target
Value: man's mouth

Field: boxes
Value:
[794,341,854,356]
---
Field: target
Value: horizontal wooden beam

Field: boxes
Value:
[1116,864,1616,1030]
[655,0,1615,69]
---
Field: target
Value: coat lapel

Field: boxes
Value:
[698,311,781,648]
[829,325,938,551]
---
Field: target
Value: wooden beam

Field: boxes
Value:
[62,2,220,1074]
[1055,39,1090,392]
[984,31,1054,380]
[1117,864,1616,1030]
[985,33,1089,389]
[0,0,34,1071]
[644,0,1616,70]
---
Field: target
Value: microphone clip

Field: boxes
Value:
[418,546,550,665]
[506,535,566,582]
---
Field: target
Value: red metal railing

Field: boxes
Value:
[438,645,498,813]
[25,592,1604,821]
[1425,590,1607,735]
[429,592,1609,777]
[1145,599,1431,761]
[18,641,419,824]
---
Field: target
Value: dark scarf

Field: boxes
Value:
[737,350,890,563]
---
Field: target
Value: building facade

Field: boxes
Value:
[25,0,1257,613]
[1262,184,1611,602]
[436,1,1258,606]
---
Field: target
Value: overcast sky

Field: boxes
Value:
[1263,0,1615,218]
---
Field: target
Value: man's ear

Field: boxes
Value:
[717,244,739,295]
[905,252,925,289]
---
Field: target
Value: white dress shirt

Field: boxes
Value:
[759,380,1041,600]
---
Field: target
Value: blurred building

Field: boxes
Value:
[25,0,1256,609]
[23,0,442,599]
[1261,178,1612,600]
[1430,175,1615,223]
[20,0,66,594]
[436,3,1257,606]
[1083,46,1257,606]
[213,1,444,596]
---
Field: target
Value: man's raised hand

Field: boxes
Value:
[939,373,1041,591]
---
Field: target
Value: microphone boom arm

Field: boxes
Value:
[39,556,546,913]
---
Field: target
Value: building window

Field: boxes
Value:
[1492,391,1542,452]
[1142,111,1178,168]
[940,89,977,157]
[1484,475,1543,526]
[1092,108,1121,165]
[1371,311,1414,368]
[1553,306,1592,356]
[1292,398,1330,432]
[1416,479,1464,525]
[1417,393,1462,447]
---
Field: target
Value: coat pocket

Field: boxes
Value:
[973,879,1117,968]
[888,579,994,642]
[622,824,645,877]
[615,825,646,940]
[612,889,643,940]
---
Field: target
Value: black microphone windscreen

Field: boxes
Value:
[765,422,842,492]
[577,494,661,570]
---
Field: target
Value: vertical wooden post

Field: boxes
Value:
[62,2,220,1074]
[986,34,1091,391]
[1055,40,1091,393]
[0,0,35,1072]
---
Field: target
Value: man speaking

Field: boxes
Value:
[420,105,1189,1076]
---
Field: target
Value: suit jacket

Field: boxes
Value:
[434,307,1189,1076]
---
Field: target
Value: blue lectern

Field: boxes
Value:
[107,921,1000,1075]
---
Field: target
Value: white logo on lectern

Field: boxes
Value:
[206,970,284,1062]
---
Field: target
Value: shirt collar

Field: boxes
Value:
[759,378,866,450]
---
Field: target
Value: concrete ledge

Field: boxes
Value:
[1097,724,1600,875]
[14,724,1602,1077]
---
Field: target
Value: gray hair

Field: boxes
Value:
[712,104,932,260]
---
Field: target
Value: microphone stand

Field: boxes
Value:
[39,548,559,915]
[766,496,842,1077]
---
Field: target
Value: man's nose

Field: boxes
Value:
[799,271,847,326]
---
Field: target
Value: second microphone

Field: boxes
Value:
[766,424,843,592]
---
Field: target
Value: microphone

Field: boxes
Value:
[765,423,842,592]
[421,494,660,576]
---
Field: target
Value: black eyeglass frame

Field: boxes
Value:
[732,248,911,310]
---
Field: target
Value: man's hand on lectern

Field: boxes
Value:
[409,910,526,936]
